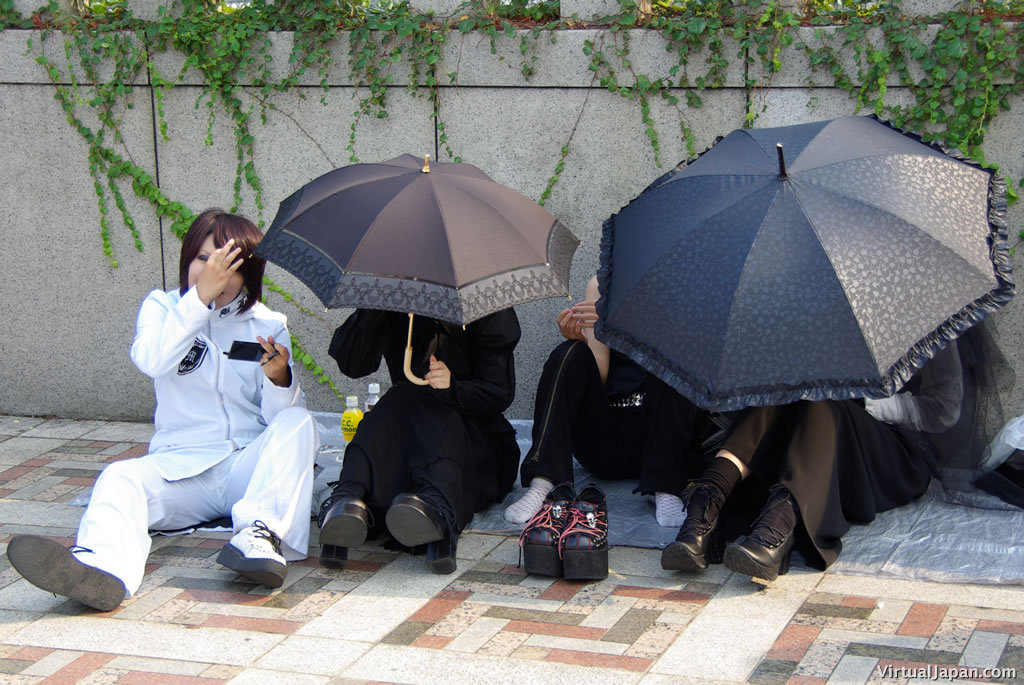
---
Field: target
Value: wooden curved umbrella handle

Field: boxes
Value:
[404,313,430,386]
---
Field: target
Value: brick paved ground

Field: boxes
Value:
[1,415,1022,684]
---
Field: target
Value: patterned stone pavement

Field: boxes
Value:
[1,414,1023,684]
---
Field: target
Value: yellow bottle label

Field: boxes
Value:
[341,408,364,442]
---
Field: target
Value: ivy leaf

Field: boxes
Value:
[946,38,966,58]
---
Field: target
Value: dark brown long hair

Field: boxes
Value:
[178,209,265,314]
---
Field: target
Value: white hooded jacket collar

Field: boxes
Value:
[210,292,255,323]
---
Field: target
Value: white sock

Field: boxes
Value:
[504,477,555,524]
[655,492,685,528]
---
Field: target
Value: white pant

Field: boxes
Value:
[76,407,319,595]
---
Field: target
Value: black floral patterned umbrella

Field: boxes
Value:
[596,115,1014,411]
[256,154,578,383]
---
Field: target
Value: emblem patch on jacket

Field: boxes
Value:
[178,338,208,375]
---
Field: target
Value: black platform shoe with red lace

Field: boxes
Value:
[723,484,798,582]
[519,483,575,577]
[559,484,608,581]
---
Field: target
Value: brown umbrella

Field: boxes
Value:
[255,154,579,383]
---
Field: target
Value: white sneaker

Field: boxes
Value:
[216,520,287,587]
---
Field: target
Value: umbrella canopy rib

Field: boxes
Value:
[348,174,459,286]
[275,228,349,275]
[663,135,776,182]
[784,117,952,174]
[796,155,993,277]
[715,183,882,395]
[280,174,424,275]
[682,183,784,391]
[286,167,421,226]
[602,180,784,397]
[793,180,1000,374]
[606,173,779,303]
[435,179,550,284]
[796,173,994,285]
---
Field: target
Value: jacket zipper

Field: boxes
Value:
[208,322,231,441]
[531,341,577,461]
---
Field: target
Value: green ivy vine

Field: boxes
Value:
[799,2,1024,198]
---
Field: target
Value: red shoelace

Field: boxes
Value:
[519,500,568,548]
[557,507,607,558]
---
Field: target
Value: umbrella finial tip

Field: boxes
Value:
[775,143,788,179]
[422,154,431,173]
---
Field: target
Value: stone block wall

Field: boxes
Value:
[2,0,1022,424]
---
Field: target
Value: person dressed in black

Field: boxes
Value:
[662,324,998,582]
[505,275,703,528]
[318,307,521,574]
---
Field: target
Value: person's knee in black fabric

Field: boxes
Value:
[335,445,373,501]
[542,340,588,376]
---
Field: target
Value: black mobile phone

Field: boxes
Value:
[224,340,265,362]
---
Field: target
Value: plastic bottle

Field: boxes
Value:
[341,395,364,444]
[365,383,380,413]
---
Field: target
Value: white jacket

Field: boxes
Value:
[131,287,306,480]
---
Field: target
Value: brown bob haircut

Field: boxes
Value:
[178,209,266,314]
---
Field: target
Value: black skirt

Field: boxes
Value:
[721,400,933,568]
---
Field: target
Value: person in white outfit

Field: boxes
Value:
[8,209,319,610]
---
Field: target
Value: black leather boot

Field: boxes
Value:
[385,493,446,547]
[723,484,798,582]
[661,482,725,572]
[319,544,349,569]
[388,492,460,574]
[317,492,371,569]
[318,496,371,547]
[426,526,459,575]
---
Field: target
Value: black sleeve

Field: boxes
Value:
[437,308,521,416]
[328,309,399,379]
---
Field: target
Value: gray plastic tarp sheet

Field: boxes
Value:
[313,414,1024,585]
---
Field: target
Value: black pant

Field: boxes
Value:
[722,400,933,568]
[338,383,475,529]
[521,341,702,495]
